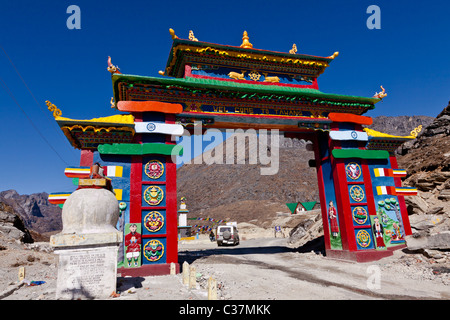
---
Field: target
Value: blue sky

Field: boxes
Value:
[0,0,449,195]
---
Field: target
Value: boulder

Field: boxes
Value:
[287,213,323,248]
[406,231,450,250]
[0,202,33,243]
[404,194,429,215]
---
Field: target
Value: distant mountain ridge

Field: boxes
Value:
[0,190,62,234]
[0,114,436,234]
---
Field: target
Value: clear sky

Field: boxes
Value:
[1,0,449,195]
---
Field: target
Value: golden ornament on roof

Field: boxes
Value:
[373,85,387,99]
[289,44,297,54]
[410,125,422,138]
[240,31,253,49]
[45,100,62,118]
[328,52,339,59]
[189,30,198,41]
[169,28,178,40]
[248,70,261,81]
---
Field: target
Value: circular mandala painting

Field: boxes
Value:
[143,211,164,233]
[356,230,371,248]
[346,162,361,180]
[144,160,164,179]
[143,186,164,206]
[349,185,365,202]
[143,239,164,262]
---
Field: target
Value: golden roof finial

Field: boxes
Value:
[169,28,178,40]
[45,100,62,118]
[240,31,253,49]
[373,85,387,99]
[410,125,422,138]
[189,30,198,41]
[328,51,339,59]
[289,43,298,54]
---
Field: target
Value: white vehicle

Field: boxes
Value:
[216,225,240,246]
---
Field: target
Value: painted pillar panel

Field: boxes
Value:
[315,133,343,250]
[333,158,356,251]
[368,158,407,247]
[142,238,167,264]
[142,184,166,207]
[389,156,412,236]
[165,156,178,263]
[142,210,166,235]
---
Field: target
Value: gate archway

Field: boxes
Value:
[48,30,418,276]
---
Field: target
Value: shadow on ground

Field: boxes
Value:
[178,236,325,266]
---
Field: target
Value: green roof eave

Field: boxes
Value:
[112,73,379,108]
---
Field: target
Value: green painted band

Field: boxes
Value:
[98,143,183,156]
[331,149,389,159]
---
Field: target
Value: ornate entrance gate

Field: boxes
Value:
[48,30,417,275]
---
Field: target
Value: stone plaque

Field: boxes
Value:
[55,244,119,299]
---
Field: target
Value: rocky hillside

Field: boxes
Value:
[0,190,62,235]
[397,101,450,252]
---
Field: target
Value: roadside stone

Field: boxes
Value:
[406,230,450,250]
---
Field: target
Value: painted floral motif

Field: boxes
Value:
[346,162,361,180]
[144,211,164,233]
[144,186,164,206]
[143,239,164,262]
[145,160,164,179]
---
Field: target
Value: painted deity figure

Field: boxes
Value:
[328,201,339,237]
[125,224,141,267]
[372,217,385,248]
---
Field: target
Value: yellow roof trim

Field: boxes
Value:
[55,114,135,125]
[363,128,415,139]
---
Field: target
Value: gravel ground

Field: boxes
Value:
[0,233,449,301]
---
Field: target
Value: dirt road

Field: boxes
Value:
[178,237,450,300]
[0,236,449,300]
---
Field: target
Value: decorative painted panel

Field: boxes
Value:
[142,238,166,264]
[355,228,375,250]
[368,159,406,248]
[142,185,166,207]
[124,223,142,268]
[345,161,363,182]
[320,157,342,249]
[348,185,365,203]
[352,206,370,227]
[142,210,166,236]
[142,156,166,182]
